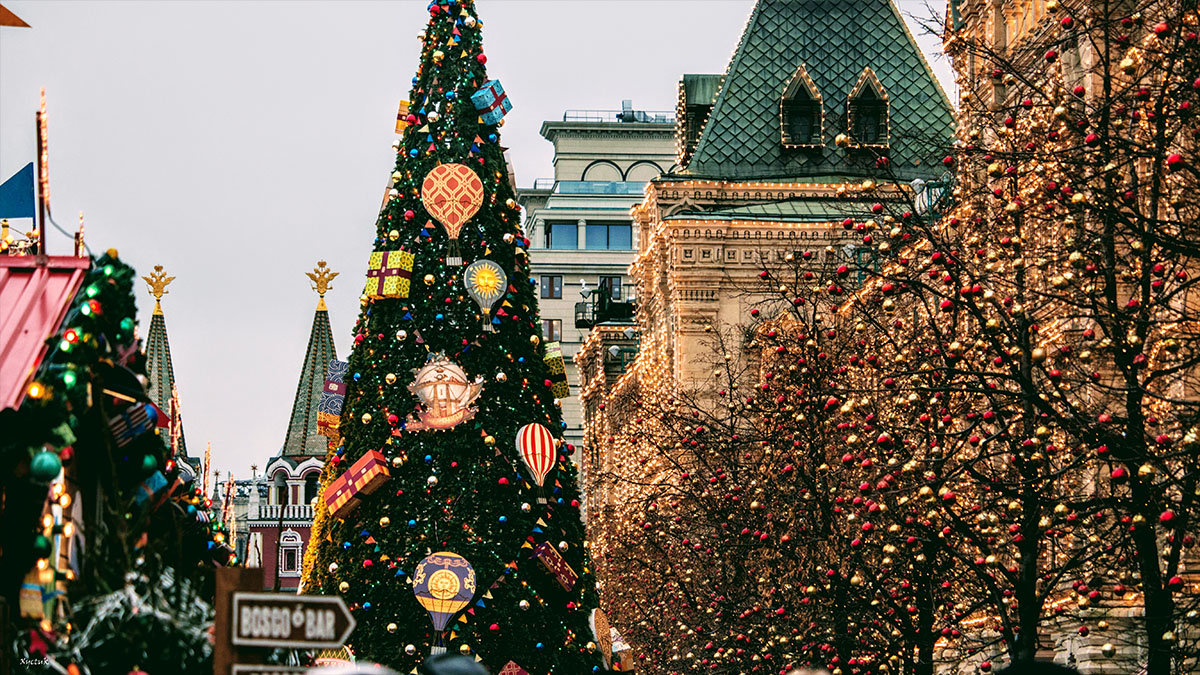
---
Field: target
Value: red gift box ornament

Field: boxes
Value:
[532,541,577,591]
[323,449,391,519]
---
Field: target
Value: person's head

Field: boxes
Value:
[418,654,490,675]
[996,662,1080,675]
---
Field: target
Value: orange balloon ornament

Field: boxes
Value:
[421,163,483,265]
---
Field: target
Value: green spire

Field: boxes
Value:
[280,262,338,458]
[685,0,954,180]
[142,265,188,460]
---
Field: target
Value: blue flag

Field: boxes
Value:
[0,163,35,219]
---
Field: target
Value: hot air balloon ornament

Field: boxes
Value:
[464,259,507,332]
[421,163,483,265]
[404,356,484,432]
[412,552,476,655]
[516,422,557,503]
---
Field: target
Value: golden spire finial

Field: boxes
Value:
[306,260,338,311]
[142,265,175,315]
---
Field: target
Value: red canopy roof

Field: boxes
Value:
[0,255,90,410]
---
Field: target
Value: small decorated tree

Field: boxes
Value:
[302,1,607,672]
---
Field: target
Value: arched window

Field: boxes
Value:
[781,64,822,147]
[304,473,320,504]
[848,68,889,146]
[273,471,288,506]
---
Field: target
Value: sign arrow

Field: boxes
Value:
[231,592,355,649]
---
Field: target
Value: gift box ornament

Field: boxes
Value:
[395,99,411,134]
[324,449,391,518]
[364,250,414,299]
[317,359,349,442]
[543,341,569,398]
[532,541,577,591]
[470,80,512,126]
[497,662,529,675]
[134,471,168,508]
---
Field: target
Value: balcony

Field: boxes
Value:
[254,503,314,521]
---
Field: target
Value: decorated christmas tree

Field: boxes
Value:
[302,1,608,672]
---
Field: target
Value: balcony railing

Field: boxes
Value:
[531,178,556,190]
[562,109,675,124]
[254,504,314,521]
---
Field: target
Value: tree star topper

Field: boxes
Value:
[141,265,175,315]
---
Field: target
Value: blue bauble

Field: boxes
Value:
[498,516,507,524]
[409,149,419,158]
[424,454,433,464]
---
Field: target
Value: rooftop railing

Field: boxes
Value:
[562,109,675,124]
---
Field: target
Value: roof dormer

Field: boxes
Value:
[847,67,889,147]
[780,64,823,148]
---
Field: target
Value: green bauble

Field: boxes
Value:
[30,450,62,483]
[32,534,53,559]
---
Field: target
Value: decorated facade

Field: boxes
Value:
[243,262,339,591]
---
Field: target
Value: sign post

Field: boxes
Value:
[213,569,355,675]
[231,592,355,649]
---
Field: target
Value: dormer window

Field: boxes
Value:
[781,64,823,148]
[847,67,889,147]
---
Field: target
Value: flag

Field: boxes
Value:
[109,403,155,447]
[0,163,34,219]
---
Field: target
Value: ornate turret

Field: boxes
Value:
[142,265,198,472]
[280,261,338,458]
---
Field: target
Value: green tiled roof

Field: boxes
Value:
[682,74,723,106]
[668,199,860,222]
[144,310,188,459]
[684,0,954,181]
[280,306,336,458]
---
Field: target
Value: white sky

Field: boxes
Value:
[0,0,953,479]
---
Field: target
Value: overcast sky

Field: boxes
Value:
[0,0,954,480]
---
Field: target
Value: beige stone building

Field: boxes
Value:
[517,102,676,465]
[576,0,953,526]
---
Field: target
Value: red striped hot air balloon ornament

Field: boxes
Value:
[515,423,556,503]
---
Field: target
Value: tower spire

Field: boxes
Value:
[281,262,337,457]
[142,264,194,468]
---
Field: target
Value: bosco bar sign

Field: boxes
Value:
[231,592,356,649]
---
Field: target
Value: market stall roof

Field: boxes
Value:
[0,255,90,410]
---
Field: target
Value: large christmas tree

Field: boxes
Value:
[303,1,608,672]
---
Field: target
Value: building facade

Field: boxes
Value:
[577,0,953,526]
[517,102,676,462]
[240,263,339,591]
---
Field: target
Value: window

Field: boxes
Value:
[273,473,288,506]
[540,275,562,299]
[304,474,319,504]
[599,276,622,301]
[585,222,632,250]
[279,530,302,577]
[854,247,879,285]
[542,319,562,342]
[547,222,577,250]
[781,64,823,147]
[848,68,889,146]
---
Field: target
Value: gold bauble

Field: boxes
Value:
[379,516,391,527]
[459,644,472,655]
[484,435,496,445]
[505,198,516,208]
[1101,643,1115,657]
[423,274,436,286]
[587,641,597,652]
[396,330,408,341]
[338,581,350,593]
[388,229,400,241]
[387,623,398,633]
[362,413,373,424]
[530,335,540,346]
[392,456,404,469]
[386,373,397,385]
